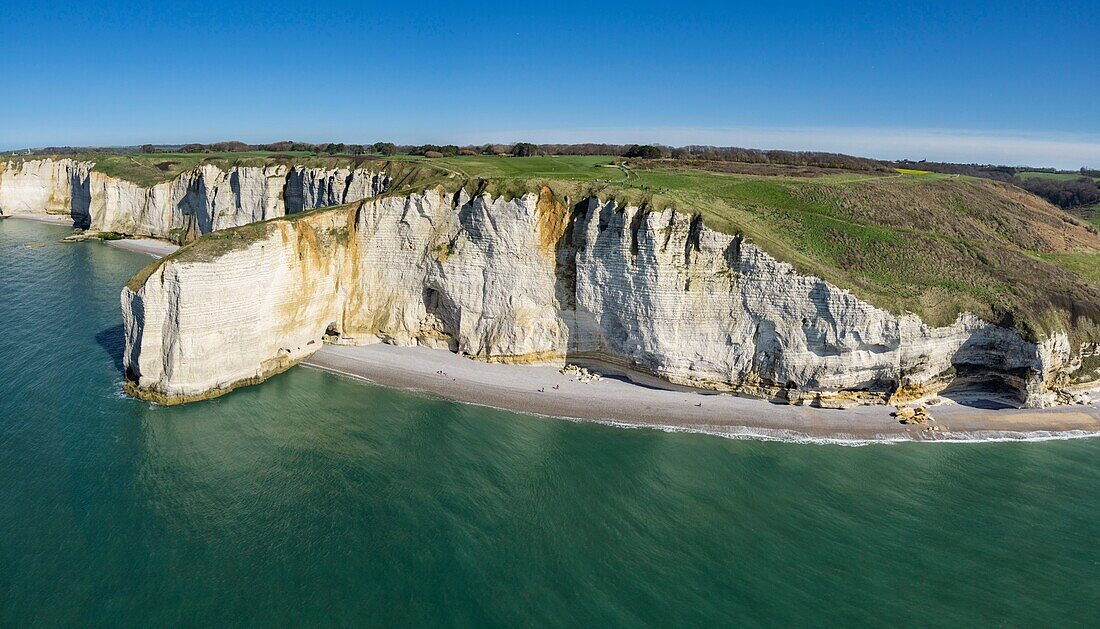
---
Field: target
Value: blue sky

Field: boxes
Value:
[1,0,1097,167]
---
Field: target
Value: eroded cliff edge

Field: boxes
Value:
[0,158,388,241]
[120,188,1100,408]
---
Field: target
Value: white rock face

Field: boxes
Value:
[122,189,1086,407]
[0,158,91,217]
[0,158,387,240]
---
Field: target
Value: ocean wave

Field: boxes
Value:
[564,418,1100,447]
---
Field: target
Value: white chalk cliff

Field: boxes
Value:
[121,188,1093,407]
[0,158,387,240]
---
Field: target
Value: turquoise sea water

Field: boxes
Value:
[1,217,1099,627]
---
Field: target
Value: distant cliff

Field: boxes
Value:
[0,158,388,241]
[120,188,1100,407]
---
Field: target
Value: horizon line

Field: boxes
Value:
[4,125,1098,170]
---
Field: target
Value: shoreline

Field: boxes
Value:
[26,219,1093,444]
[4,214,181,258]
[3,213,76,226]
[304,344,1100,444]
[104,238,179,258]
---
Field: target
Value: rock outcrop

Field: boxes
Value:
[0,158,387,241]
[121,188,1096,407]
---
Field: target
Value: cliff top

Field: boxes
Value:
[3,151,393,188]
[109,153,1099,343]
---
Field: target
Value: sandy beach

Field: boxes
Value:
[105,238,180,258]
[4,215,181,258]
[20,218,1093,444]
[304,344,1100,443]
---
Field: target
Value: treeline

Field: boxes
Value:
[502,143,890,171]
[131,140,888,171]
[25,140,908,173]
[1017,177,1100,209]
[27,145,141,155]
[894,160,1100,209]
[893,160,1018,181]
[666,145,891,171]
[168,141,398,155]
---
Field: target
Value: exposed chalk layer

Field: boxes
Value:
[0,158,387,240]
[121,188,1096,407]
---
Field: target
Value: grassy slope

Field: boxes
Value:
[96,153,1099,344]
[1016,171,1100,182]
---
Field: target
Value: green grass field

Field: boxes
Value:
[1015,170,1100,182]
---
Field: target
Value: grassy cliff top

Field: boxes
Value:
[124,154,1099,344]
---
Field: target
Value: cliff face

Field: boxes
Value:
[121,188,1094,407]
[0,158,387,240]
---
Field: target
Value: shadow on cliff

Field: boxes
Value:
[96,324,126,374]
[937,335,1030,410]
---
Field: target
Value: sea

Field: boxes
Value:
[2,217,1098,626]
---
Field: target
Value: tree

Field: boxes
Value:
[624,144,663,159]
[140,144,157,154]
[372,142,397,156]
[511,142,538,157]
[210,141,249,152]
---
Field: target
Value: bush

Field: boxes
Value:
[372,142,397,156]
[624,144,664,159]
